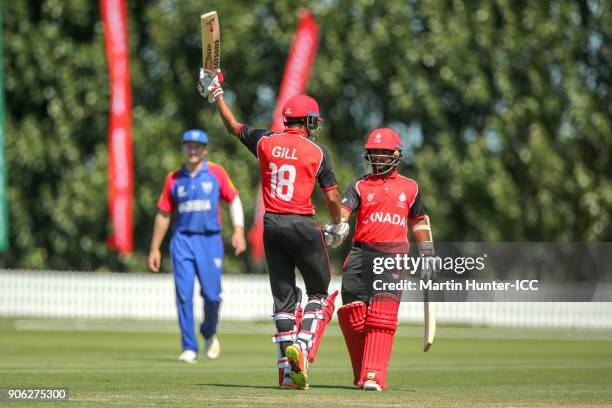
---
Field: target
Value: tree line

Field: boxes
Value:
[2,0,610,272]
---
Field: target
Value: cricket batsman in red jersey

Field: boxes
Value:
[328,128,435,391]
[198,69,349,390]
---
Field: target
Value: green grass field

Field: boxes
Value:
[1,319,611,407]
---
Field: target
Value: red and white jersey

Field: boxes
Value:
[342,170,426,244]
[237,125,337,215]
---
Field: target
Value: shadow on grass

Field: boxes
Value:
[197,383,279,390]
[316,385,416,392]
[118,357,190,363]
[197,383,412,392]
[311,385,370,391]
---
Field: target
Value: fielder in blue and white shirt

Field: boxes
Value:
[148,129,246,364]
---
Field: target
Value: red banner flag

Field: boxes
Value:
[100,0,134,253]
[270,10,320,133]
[249,10,320,261]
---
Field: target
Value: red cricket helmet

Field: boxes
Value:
[364,128,403,175]
[283,95,322,120]
[283,95,323,137]
[364,128,402,151]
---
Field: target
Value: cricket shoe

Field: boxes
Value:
[285,344,309,389]
[280,375,309,391]
[362,380,382,391]
[204,335,220,360]
[178,350,198,364]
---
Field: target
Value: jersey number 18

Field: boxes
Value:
[269,163,296,201]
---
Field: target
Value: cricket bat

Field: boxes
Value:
[423,289,436,352]
[201,11,221,73]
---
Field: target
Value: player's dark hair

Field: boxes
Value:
[284,118,307,127]
[284,114,320,138]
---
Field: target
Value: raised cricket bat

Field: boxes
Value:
[423,289,436,352]
[201,11,221,73]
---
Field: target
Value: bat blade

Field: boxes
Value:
[201,11,221,73]
[423,290,436,352]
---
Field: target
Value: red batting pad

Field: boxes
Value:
[358,294,400,390]
[337,302,367,386]
[306,290,338,363]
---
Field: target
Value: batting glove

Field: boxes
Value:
[323,219,349,248]
[197,68,212,99]
[207,69,224,102]
[420,256,439,281]
[197,68,224,102]
[417,242,438,281]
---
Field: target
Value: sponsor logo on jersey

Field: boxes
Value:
[365,211,407,227]
[178,200,212,213]
[397,192,407,208]
[201,181,213,194]
[177,185,187,198]
[367,192,375,202]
